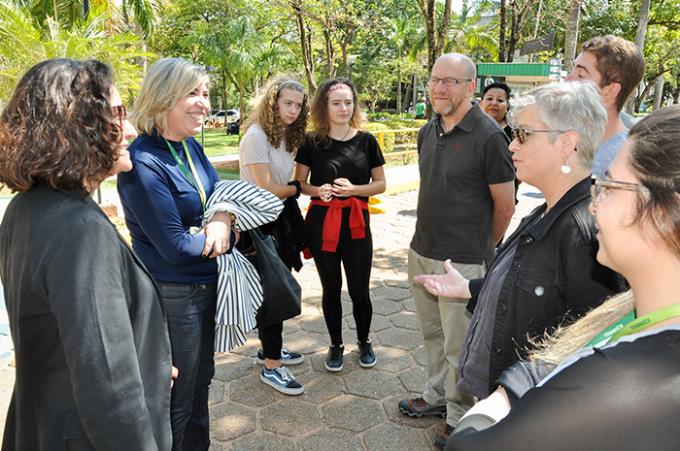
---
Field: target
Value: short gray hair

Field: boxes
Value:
[508,81,607,169]
[131,58,209,136]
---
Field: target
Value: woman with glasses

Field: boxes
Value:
[0,59,172,450]
[447,104,680,451]
[118,58,231,451]
[415,81,624,402]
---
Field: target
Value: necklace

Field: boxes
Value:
[332,126,352,141]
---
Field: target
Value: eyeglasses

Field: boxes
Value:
[511,127,568,144]
[590,175,648,200]
[427,77,472,88]
[112,105,127,125]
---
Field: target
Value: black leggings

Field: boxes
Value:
[259,321,283,360]
[306,205,373,345]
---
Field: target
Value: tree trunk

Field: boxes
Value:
[396,47,402,114]
[499,0,507,61]
[626,0,651,113]
[634,0,651,52]
[653,74,665,110]
[293,3,317,94]
[563,0,582,73]
[323,28,335,78]
[402,80,413,112]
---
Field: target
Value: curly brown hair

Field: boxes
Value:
[242,77,309,153]
[310,77,364,146]
[0,59,121,194]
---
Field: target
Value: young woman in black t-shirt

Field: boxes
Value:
[295,77,386,372]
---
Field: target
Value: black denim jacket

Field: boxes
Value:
[466,177,625,393]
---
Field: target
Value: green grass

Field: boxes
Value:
[195,128,240,156]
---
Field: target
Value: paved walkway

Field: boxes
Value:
[0,168,544,449]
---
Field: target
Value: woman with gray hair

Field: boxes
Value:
[118,58,232,451]
[415,81,625,435]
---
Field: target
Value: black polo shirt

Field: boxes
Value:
[410,104,514,264]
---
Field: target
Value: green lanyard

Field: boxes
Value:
[164,139,207,212]
[585,303,680,348]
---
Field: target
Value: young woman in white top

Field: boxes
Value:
[239,77,308,395]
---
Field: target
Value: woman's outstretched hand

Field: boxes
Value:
[413,259,472,299]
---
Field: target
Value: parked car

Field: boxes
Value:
[205,109,239,127]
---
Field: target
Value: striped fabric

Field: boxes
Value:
[203,180,283,352]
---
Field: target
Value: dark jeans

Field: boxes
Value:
[306,206,374,345]
[159,282,217,451]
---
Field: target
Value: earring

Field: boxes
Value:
[560,162,571,174]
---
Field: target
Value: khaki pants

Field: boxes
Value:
[408,248,485,426]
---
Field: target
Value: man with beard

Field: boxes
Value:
[399,53,515,448]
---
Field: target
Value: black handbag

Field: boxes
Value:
[248,227,302,327]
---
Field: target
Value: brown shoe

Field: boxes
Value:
[398,397,447,418]
[433,423,454,449]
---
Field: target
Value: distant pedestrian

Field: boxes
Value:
[399,53,516,449]
[239,76,309,395]
[295,77,386,372]
[0,58,172,450]
[415,97,427,119]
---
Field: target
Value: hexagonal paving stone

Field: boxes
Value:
[377,328,423,350]
[230,431,296,451]
[213,354,255,382]
[344,313,391,332]
[210,402,256,441]
[374,286,411,301]
[281,330,328,354]
[344,369,403,400]
[384,277,410,288]
[402,297,417,312]
[300,373,346,404]
[390,311,422,331]
[381,393,442,429]
[322,395,383,432]
[301,316,330,334]
[372,345,414,373]
[363,423,432,449]
[372,299,403,316]
[398,366,429,392]
[297,428,363,450]
[260,399,321,437]
[209,380,225,406]
[229,372,281,407]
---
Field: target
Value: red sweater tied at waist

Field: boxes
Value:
[308,197,369,253]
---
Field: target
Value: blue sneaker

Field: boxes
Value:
[257,348,305,365]
[260,366,304,396]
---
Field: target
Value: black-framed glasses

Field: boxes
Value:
[427,77,472,88]
[590,175,648,200]
[511,127,568,144]
[112,105,127,125]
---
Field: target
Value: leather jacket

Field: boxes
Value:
[466,176,625,394]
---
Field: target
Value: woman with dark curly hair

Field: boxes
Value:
[0,58,172,450]
[239,77,308,395]
[295,77,386,372]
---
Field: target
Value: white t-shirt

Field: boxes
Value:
[239,123,295,185]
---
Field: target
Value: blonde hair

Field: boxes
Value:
[530,290,634,365]
[131,58,209,136]
[242,77,308,153]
